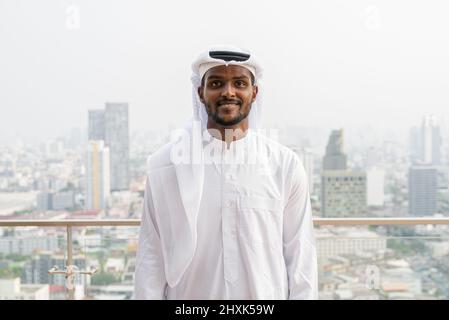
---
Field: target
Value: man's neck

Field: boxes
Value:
[207,121,249,148]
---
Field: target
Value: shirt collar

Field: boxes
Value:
[203,128,252,151]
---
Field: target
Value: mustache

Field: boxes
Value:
[216,99,242,106]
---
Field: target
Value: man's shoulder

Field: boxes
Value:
[254,132,301,166]
[146,141,175,172]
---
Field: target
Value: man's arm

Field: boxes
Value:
[283,157,318,299]
[134,177,168,299]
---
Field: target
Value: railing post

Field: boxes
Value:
[67,225,75,300]
[48,223,97,300]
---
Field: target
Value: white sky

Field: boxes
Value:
[1,0,449,143]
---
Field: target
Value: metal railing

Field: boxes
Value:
[2,217,449,299]
[2,217,449,228]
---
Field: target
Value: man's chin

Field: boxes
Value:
[214,116,243,127]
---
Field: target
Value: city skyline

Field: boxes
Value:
[2,1,449,142]
[2,0,449,301]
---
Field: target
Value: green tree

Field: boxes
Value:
[91,272,117,286]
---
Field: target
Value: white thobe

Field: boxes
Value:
[134,130,318,299]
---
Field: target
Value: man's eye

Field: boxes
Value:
[210,81,221,87]
[235,80,247,87]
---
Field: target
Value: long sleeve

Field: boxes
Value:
[283,157,318,300]
[134,177,168,299]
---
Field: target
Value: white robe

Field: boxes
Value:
[134,130,318,299]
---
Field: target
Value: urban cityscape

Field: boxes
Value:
[1,103,449,299]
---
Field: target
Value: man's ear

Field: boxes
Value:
[198,87,204,103]
[252,85,259,102]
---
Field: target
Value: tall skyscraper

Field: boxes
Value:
[421,114,441,165]
[88,110,105,140]
[323,129,347,170]
[87,103,129,191]
[409,115,442,165]
[321,129,367,216]
[86,140,110,210]
[409,165,437,216]
[105,103,129,191]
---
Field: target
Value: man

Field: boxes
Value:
[134,45,318,299]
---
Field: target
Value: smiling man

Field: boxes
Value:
[200,64,256,129]
[134,45,318,300]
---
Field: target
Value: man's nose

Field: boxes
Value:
[221,82,236,98]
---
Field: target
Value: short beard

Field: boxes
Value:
[207,104,250,127]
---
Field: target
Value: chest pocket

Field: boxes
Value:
[238,195,283,246]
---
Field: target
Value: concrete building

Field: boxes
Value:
[86,140,110,210]
[366,167,385,207]
[36,192,53,211]
[52,191,74,210]
[323,129,347,170]
[409,115,442,165]
[0,236,58,255]
[315,227,387,260]
[88,103,129,191]
[88,110,105,141]
[321,170,367,216]
[104,103,129,191]
[0,278,49,300]
[36,190,74,211]
[409,165,437,216]
[321,129,367,216]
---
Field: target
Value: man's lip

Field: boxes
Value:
[218,104,240,110]
[218,102,241,107]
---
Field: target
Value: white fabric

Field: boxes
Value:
[134,130,318,299]
[198,62,256,81]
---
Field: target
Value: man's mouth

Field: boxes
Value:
[217,101,241,107]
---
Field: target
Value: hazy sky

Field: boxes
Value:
[1,0,449,143]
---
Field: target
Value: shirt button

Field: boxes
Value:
[226,200,234,207]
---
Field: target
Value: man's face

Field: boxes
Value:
[198,65,258,127]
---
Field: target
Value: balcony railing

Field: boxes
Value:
[1,217,449,300]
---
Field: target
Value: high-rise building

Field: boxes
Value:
[323,129,347,170]
[321,170,367,217]
[421,115,441,165]
[88,104,129,191]
[366,167,385,207]
[409,115,442,165]
[409,165,437,216]
[52,191,75,211]
[409,126,421,164]
[86,140,110,210]
[88,110,105,141]
[36,192,53,211]
[36,191,74,211]
[321,129,367,216]
[105,103,129,191]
